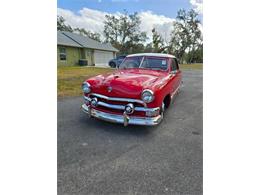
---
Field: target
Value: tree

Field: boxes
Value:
[57,16,102,42]
[57,16,73,32]
[74,28,102,42]
[151,28,165,52]
[144,43,153,53]
[169,9,202,63]
[185,43,203,63]
[103,11,147,54]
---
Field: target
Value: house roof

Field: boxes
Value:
[60,31,119,52]
[57,31,83,48]
[127,53,176,58]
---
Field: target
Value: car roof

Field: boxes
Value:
[127,53,176,58]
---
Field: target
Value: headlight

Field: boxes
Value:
[82,81,91,93]
[141,89,154,103]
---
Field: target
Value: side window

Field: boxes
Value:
[59,47,66,61]
[174,58,179,70]
[171,58,178,71]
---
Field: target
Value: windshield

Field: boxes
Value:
[119,56,168,71]
[119,56,143,69]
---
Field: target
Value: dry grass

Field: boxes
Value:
[58,64,202,97]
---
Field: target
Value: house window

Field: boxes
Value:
[59,47,66,61]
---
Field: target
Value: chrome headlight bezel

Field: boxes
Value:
[141,89,154,103]
[82,81,91,94]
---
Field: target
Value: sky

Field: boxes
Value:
[57,0,203,42]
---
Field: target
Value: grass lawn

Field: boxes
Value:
[179,63,203,70]
[58,64,202,97]
[58,66,113,97]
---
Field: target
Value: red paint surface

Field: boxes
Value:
[84,56,182,116]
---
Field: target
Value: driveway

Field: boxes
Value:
[58,70,203,195]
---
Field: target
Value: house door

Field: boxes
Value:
[94,50,113,67]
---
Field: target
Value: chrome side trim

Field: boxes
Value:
[90,93,147,107]
[171,83,181,99]
[81,104,162,126]
[84,96,159,112]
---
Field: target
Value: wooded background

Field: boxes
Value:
[57,8,203,64]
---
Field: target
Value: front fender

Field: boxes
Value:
[146,76,172,108]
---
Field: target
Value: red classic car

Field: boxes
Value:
[81,53,182,126]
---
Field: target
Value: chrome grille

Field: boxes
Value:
[90,93,147,107]
[84,94,160,113]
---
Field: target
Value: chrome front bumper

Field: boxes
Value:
[81,104,162,126]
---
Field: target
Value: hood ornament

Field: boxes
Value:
[107,86,112,92]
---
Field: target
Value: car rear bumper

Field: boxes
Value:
[81,104,162,126]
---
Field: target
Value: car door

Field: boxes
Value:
[169,58,182,96]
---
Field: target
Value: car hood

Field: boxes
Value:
[88,69,166,98]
